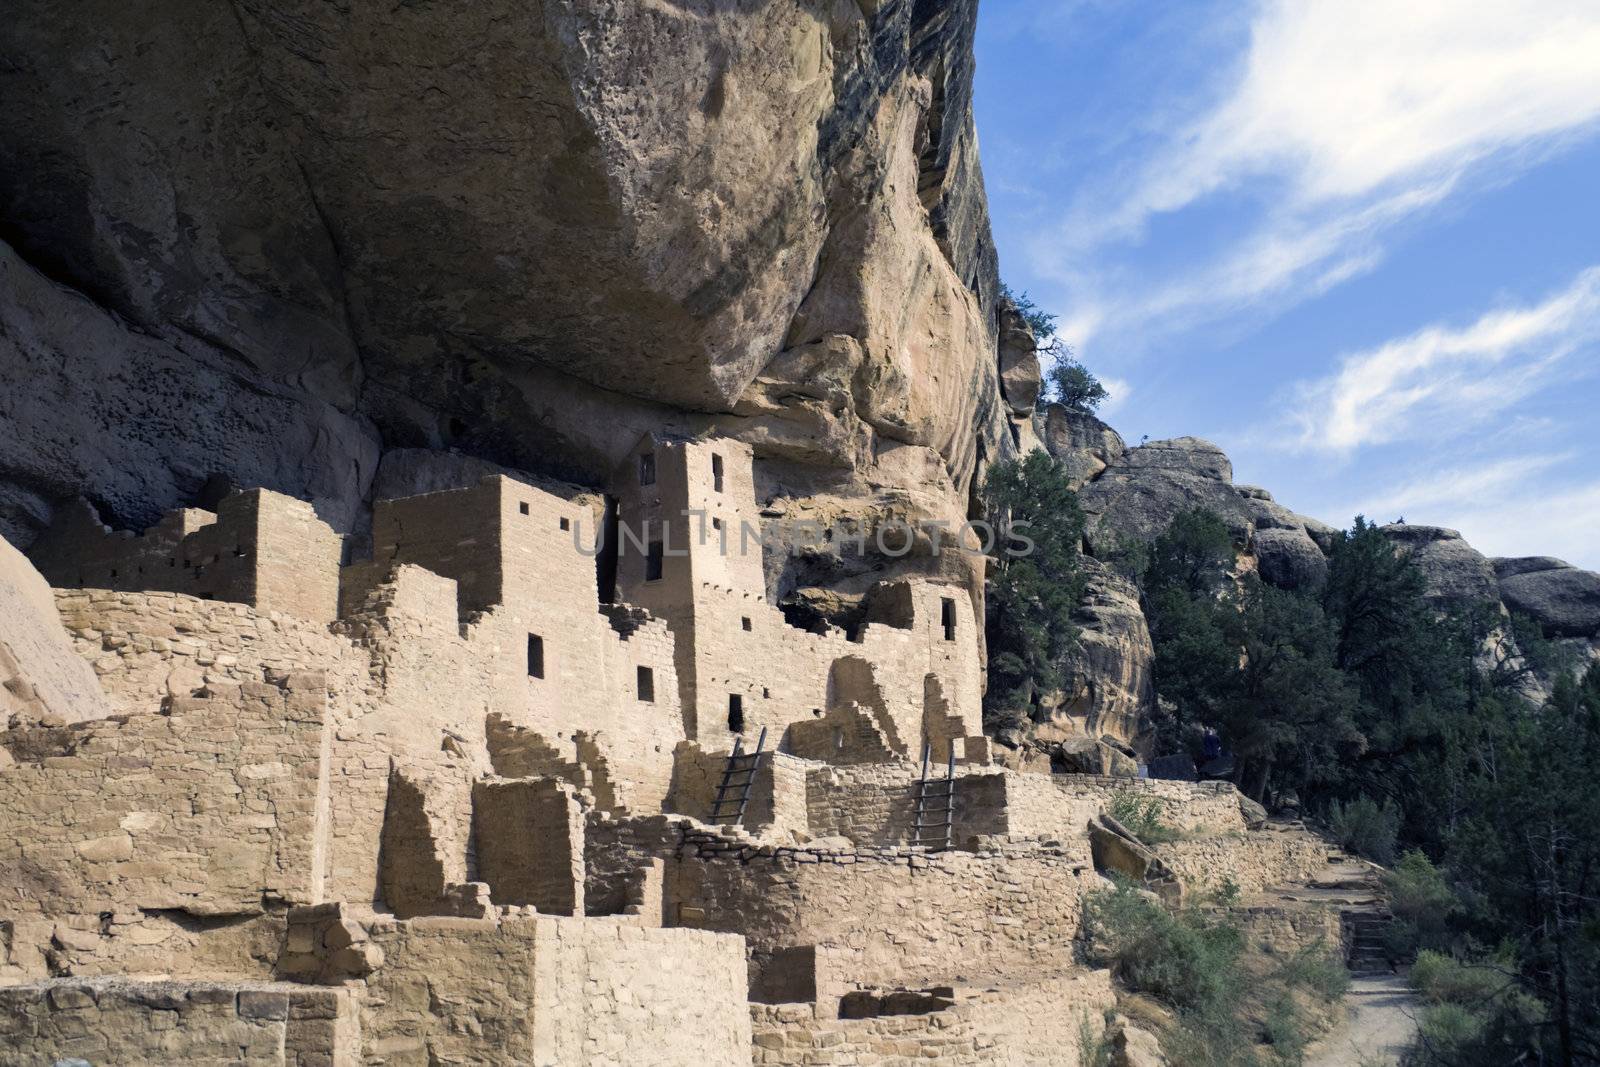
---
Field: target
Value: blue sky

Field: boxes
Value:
[974,0,1600,568]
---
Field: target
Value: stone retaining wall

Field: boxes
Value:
[1155,827,1329,895]
[750,970,1117,1066]
[0,979,358,1066]
[666,826,1098,999]
[359,913,750,1066]
[0,672,332,917]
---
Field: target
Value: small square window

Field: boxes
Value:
[741,617,752,632]
[519,501,530,515]
[646,541,664,582]
[637,666,655,703]
[639,452,656,486]
[527,634,545,679]
[712,517,723,531]
[559,516,570,531]
[762,687,770,699]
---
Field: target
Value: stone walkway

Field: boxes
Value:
[1304,973,1420,1067]
[1257,847,1421,1067]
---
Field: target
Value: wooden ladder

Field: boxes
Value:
[708,727,768,826]
[911,741,956,851]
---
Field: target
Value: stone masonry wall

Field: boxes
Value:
[472,777,585,916]
[352,477,689,814]
[0,672,332,918]
[359,914,749,1066]
[534,918,751,1067]
[612,438,983,757]
[1155,826,1330,895]
[1054,775,1248,835]
[665,829,1097,999]
[57,589,371,717]
[667,745,810,835]
[0,910,286,986]
[802,764,1098,861]
[0,979,358,1067]
[751,970,1117,1067]
[31,491,341,625]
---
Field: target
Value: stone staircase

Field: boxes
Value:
[1265,844,1399,974]
[1317,849,1397,975]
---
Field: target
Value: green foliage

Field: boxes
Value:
[1134,509,1597,1063]
[1411,951,1504,1006]
[1077,1013,1112,1067]
[1083,880,1245,1017]
[1381,851,1455,956]
[1274,944,1351,1001]
[1085,881,1344,1065]
[1140,509,1361,799]
[1109,791,1177,843]
[1048,358,1109,412]
[1000,282,1057,339]
[1326,796,1401,865]
[1144,509,1235,598]
[1403,950,1548,1067]
[981,451,1087,729]
[1418,1003,1487,1048]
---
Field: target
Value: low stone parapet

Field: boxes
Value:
[0,978,359,1066]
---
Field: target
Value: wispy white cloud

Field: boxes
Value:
[1286,266,1600,452]
[1451,480,1600,568]
[1037,1,1600,358]
[1348,454,1573,521]
[1138,1,1600,213]
[1338,458,1600,569]
[1096,376,1133,418]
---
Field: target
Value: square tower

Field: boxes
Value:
[612,435,766,613]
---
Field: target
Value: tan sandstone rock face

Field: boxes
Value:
[0,535,112,724]
[1050,559,1154,748]
[0,0,1013,591]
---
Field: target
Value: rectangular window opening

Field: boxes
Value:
[645,541,664,582]
[527,634,545,679]
[727,694,745,734]
[637,665,655,703]
[712,453,724,493]
[741,616,752,632]
[639,452,656,486]
[940,597,957,642]
[519,501,530,515]
[559,516,570,531]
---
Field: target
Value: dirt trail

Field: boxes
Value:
[1305,973,1420,1067]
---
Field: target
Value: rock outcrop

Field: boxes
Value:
[1494,557,1600,638]
[1050,419,1600,741]
[1041,406,1126,489]
[1057,559,1155,746]
[1079,437,1255,552]
[0,0,1017,603]
[997,300,1044,416]
[0,535,112,725]
[1071,435,1332,592]
[1380,525,1500,607]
